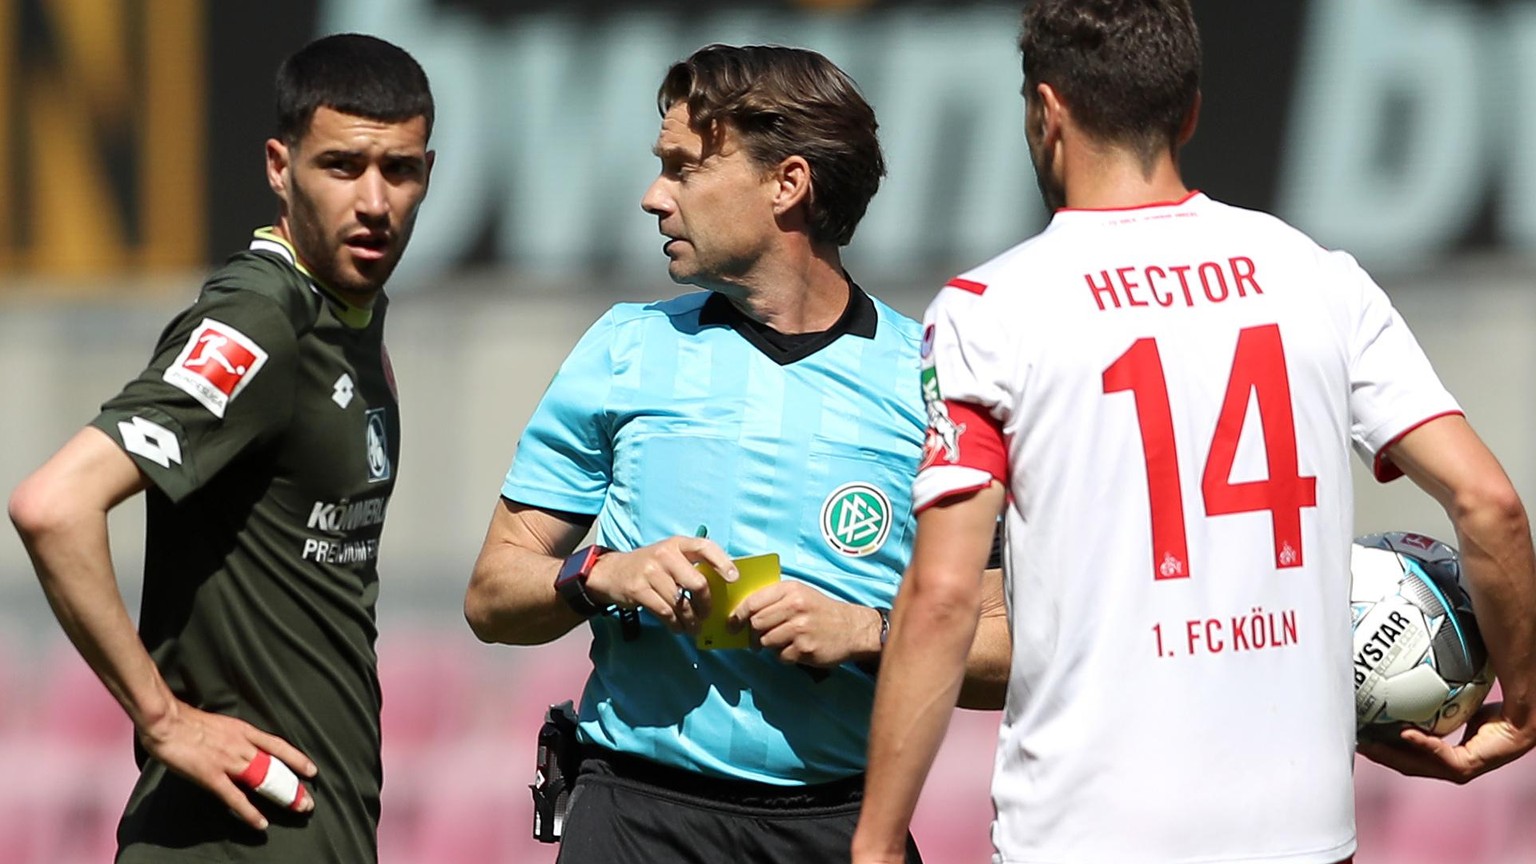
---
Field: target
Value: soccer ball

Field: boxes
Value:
[1350,531,1493,737]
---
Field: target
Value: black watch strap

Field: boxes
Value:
[856,607,892,679]
[555,545,609,618]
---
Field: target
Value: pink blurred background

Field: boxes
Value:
[2,628,1533,864]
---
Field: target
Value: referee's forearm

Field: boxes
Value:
[464,548,587,644]
[957,567,1010,709]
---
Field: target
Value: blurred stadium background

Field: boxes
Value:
[2,0,1536,861]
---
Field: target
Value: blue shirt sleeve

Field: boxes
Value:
[501,310,616,515]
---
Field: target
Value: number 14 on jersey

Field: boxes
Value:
[1103,323,1318,581]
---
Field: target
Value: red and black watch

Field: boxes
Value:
[555,544,610,618]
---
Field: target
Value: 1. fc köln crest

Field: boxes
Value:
[162,318,269,418]
[919,401,967,471]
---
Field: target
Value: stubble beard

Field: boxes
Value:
[287,174,394,298]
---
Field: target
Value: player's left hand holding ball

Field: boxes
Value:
[138,698,317,830]
[1357,700,1536,783]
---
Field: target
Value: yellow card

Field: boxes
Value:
[694,553,781,650]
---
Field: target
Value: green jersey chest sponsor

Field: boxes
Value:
[820,481,893,557]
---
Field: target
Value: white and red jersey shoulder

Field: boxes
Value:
[915,275,1010,512]
[913,192,1464,864]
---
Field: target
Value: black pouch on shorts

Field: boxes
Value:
[531,700,581,843]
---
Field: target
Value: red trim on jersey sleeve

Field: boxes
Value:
[1372,410,1465,482]
[915,399,1007,512]
[944,278,989,295]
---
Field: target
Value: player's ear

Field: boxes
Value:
[265,138,291,203]
[1177,90,1202,147]
[1036,82,1065,151]
[771,155,812,218]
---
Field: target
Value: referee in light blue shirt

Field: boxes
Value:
[465,44,1009,864]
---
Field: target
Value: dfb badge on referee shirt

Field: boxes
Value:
[821,482,891,557]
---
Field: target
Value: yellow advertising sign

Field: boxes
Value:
[1,0,204,276]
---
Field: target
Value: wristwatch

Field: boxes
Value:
[855,607,892,679]
[555,545,610,617]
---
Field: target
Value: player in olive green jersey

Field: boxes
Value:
[8,34,433,862]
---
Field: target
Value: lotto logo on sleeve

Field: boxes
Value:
[162,318,269,418]
[117,417,183,469]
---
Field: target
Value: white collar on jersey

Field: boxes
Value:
[1051,190,1209,221]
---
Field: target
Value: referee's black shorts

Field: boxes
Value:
[555,745,924,864]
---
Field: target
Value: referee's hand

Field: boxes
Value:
[729,581,880,667]
[584,536,737,632]
[138,699,317,830]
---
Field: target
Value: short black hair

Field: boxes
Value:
[658,44,885,248]
[1020,0,1200,158]
[275,33,434,144]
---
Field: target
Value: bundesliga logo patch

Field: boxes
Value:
[162,318,268,418]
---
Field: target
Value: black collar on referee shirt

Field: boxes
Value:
[698,275,878,366]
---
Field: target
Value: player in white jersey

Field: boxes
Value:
[852,2,1536,864]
